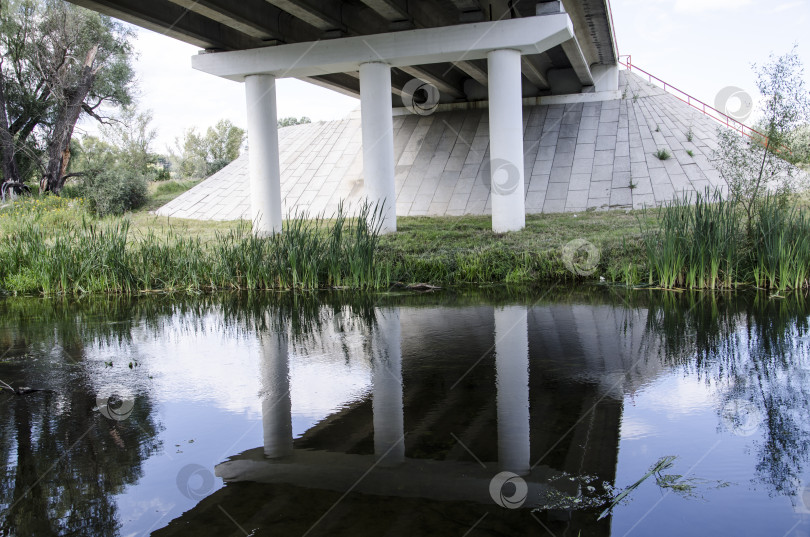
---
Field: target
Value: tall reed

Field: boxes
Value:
[641,189,741,289]
[641,189,810,290]
[0,202,388,295]
[751,195,810,291]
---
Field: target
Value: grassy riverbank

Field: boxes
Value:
[0,191,651,294]
[2,185,810,295]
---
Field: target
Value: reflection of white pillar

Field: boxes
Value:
[372,309,404,466]
[260,330,293,459]
[245,74,282,236]
[359,61,397,234]
[487,49,525,232]
[495,306,530,475]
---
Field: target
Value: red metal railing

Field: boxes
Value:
[618,54,769,143]
[617,55,785,152]
[605,1,784,153]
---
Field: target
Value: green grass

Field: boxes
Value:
[142,179,201,211]
[654,148,672,160]
[686,149,695,157]
[641,190,810,291]
[0,192,653,294]
[376,211,650,286]
[5,183,810,295]
[641,190,740,289]
[0,200,389,294]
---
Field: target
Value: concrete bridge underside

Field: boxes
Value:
[65,0,617,103]
[65,0,633,233]
[157,71,727,222]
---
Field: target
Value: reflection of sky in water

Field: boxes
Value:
[4,293,810,536]
[89,314,373,536]
[614,372,792,536]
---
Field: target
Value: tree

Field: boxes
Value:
[786,123,810,168]
[206,119,245,174]
[278,116,311,128]
[170,119,244,178]
[71,107,161,177]
[715,47,810,227]
[65,107,160,215]
[0,0,136,194]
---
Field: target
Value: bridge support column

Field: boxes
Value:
[245,74,282,236]
[372,309,404,466]
[487,49,525,232]
[495,306,530,475]
[260,330,293,459]
[359,61,397,234]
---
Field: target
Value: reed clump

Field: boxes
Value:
[0,202,388,294]
[641,189,810,291]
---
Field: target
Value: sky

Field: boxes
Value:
[90,0,810,151]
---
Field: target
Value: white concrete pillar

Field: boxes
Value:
[245,74,282,236]
[372,309,404,466]
[260,330,293,459]
[359,62,397,234]
[495,306,530,475]
[487,49,526,232]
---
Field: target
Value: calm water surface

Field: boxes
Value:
[1,289,810,536]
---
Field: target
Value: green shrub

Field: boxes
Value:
[154,180,196,196]
[85,169,148,216]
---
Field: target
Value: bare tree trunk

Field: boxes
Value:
[41,46,98,194]
[0,62,22,186]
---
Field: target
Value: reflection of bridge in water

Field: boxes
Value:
[158,303,664,536]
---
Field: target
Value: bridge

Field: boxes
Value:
[65,0,621,234]
[151,299,663,535]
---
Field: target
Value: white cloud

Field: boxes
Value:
[672,0,753,12]
[771,1,804,13]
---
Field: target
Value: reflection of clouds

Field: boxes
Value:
[620,416,656,441]
[117,496,176,537]
[95,312,374,423]
[290,356,371,418]
[135,327,263,416]
[638,375,714,417]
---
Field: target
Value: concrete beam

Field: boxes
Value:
[560,0,615,65]
[264,0,345,32]
[452,60,488,87]
[68,0,262,50]
[358,0,410,22]
[359,0,481,93]
[448,0,482,12]
[165,0,281,41]
[397,66,465,100]
[299,74,361,98]
[560,37,594,86]
[300,71,409,99]
[192,15,575,81]
[520,55,551,89]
